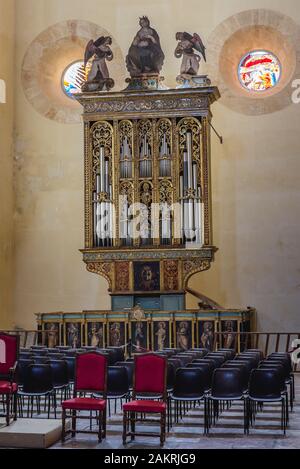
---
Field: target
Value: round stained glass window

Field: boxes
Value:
[62,60,91,98]
[238,50,281,92]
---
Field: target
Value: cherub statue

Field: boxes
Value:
[82,36,115,92]
[126,16,165,77]
[175,32,206,77]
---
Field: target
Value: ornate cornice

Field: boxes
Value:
[81,247,216,262]
[76,87,220,119]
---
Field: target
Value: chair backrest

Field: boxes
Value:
[49,360,69,387]
[211,368,244,399]
[222,363,249,390]
[133,353,167,397]
[174,355,192,365]
[115,361,134,388]
[64,356,76,382]
[238,353,260,364]
[217,349,236,359]
[31,349,48,356]
[203,355,225,367]
[107,366,129,396]
[249,368,285,399]
[258,363,286,381]
[33,356,51,364]
[266,356,292,373]
[0,333,19,378]
[74,352,107,394]
[173,367,206,398]
[16,359,34,385]
[263,359,290,377]
[107,347,125,363]
[22,364,53,394]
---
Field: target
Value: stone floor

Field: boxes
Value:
[50,375,300,450]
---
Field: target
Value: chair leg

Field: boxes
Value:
[61,408,66,442]
[98,411,102,443]
[13,393,17,421]
[130,412,135,441]
[71,410,76,437]
[122,411,127,445]
[6,394,10,426]
[160,412,166,447]
[103,407,107,438]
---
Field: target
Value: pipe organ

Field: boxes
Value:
[76,86,220,308]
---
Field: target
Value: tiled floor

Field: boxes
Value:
[51,375,300,449]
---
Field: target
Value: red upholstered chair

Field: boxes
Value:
[122,353,167,447]
[0,333,19,425]
[61,352,107,442]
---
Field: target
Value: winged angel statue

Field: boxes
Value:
[82,36,115,92]
[175,32,206,77]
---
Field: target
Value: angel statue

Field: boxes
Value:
[126,16,165,77]
[82,36,115,92]
[175,32,207,86]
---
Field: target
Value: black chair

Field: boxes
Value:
[107,347,125,363]
[170,368,206,431]
[235,354,259,368]
[174,355,193,365]
[19,352,33,359]
[195,358,218,370]
[56,346,71,352]
[47,353,65,360]
[187,363,213,392]
[217,349,236,360]
[248,368,288,435]
[206,368,247,435]
[203,355,226,367]
[245,349,264,360]
[49,360,70,402]
[33,356,51,364]
[31,349,48,356]
[17,364,56,418]
[115,361,134,390]
[16,359,34,387]
[222,362,249,392]
[263,358,294,409]
[65,350,77,357]
[94,366,129,416]
[230,359,256,373]
[64,356,76,384]
[190,348,210,356]
[168,358,183,370]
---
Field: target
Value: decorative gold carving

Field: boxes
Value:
[115,262,130,292]
[86,262,113,290]
[130,304,146,321]
[81,95,209,116]
[163,260,179,291]
[91,121,113,185]
[183,259,211,286]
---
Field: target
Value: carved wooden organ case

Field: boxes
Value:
[76,87,220,296]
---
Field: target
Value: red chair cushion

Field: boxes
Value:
[0,381,18,394]
[75,353,107,392]
[62,397,106,411]
[135,354,166,394]
[0,334,18,375]
[123,400,166,414]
